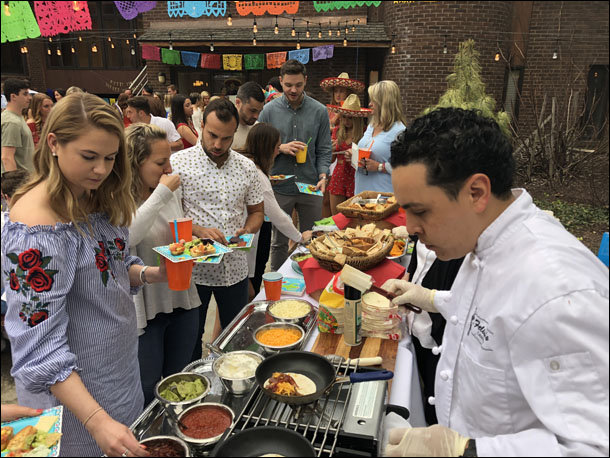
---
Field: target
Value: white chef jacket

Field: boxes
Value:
[432,189,609,456]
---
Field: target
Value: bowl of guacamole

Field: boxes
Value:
[154,372,211,408]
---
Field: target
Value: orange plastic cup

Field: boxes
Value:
[168,218,192,242]
[263,272,283,301]
[358,148,372,162]
[166,258,194,291]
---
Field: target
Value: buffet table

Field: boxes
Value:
[253,250,427,427]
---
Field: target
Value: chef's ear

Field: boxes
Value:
[465,173,492,214]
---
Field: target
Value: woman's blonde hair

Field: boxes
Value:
[336,115,365,147]
[125,123,168,202]
[29,93,53,140]
[368,81,407,132]
[197,91,210,110]
[11,93,136,228]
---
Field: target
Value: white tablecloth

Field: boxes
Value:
[254,251,427,427]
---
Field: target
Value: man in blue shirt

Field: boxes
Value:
[258,60,332,270]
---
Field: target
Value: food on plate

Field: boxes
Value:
[180,405,232,440]
[141,438,186,457]
[216,353,261,379]
[169,241,185,256]
[269,300,311,319]
[189,239,216,257]
[264,372,317,396]
[307,185,317,192]
[256,327,302,347]
[291,253,312,263]
[1,426,14,450]
[389,240,406,257]
[4,424,61,456]
[159,378,206,402]
[269,174,286,180]
[227,236,247,247]
[309,224,393,265]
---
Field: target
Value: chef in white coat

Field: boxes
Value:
[382,107,609,457]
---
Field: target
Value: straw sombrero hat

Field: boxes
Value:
[326,94,372,118]
[320,72,365,94]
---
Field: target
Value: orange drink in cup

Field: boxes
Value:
[263,272,283,300]
[166,258,194,291]
[168,218,192,242]
[296,145,308,164]
[358,148,371,166]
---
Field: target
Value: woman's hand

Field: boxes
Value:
[301,231,313,242]
[360,157,381,172]
[1,404,43,422]
[344,149,352,161]
[159,174,181,192]
[86,411,149,457]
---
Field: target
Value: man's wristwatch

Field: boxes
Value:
[378,162,384,173]
[461,439,477,457]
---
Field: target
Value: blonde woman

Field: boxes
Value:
[355,80,407,194]
[320,72,365,127]
[126,123,201,405]
[26,93,53,146]
[192,91,209,137]
[3,93,165,457]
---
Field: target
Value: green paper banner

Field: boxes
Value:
[161,48,181,65]
[244,54,264,70]
[313,1,381,12]
[1,1,41,43]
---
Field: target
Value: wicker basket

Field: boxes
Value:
[309,232,395,272]
[337,191,399,221]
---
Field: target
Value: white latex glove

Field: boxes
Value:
[385,424,470,457]
[381,279,438,313]
[392,226,409,240]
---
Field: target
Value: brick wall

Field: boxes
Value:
[518,1,609,132]
[382,1,514,123]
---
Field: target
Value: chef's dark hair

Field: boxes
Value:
[202,97,239,128]
[390,108,514,200]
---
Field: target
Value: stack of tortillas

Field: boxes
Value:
[361,292,402,340]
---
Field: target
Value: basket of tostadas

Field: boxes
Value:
[308,223,394,272]
[336,191,400,221]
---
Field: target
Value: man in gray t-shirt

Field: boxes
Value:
[1,78,34,174]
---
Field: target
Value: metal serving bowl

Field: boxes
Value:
[266,299,313,326]
[139,435,191,457]
[175,402,235,448]
[212,350,264,395]
[154,372,211,417]
[253,322,305,356]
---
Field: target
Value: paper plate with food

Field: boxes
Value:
[1,406,63,457]
[269,174,295,183]
[226,234,254,250]
[153,238,231,263]
[295,182,323,197]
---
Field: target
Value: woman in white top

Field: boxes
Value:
[241,123,312,297]
[125,123,201,405]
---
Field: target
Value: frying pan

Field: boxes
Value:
[255,351,393,406]
[210,426,315,457]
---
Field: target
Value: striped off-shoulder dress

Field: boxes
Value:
[1,213,144,456]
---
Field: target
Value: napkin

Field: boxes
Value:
[301,258,406,295]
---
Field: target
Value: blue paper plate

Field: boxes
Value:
[292,261,303,275]
[1,406,63,457]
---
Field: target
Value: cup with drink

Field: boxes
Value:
[166,218,194,291]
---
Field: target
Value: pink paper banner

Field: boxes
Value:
[34,1,92,37]
[141,44,160,61]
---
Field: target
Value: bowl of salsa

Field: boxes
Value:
[140,436,190,457]
[175,403,235,447]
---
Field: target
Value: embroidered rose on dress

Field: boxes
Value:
[114,238,126,252]
[5,250,58,327]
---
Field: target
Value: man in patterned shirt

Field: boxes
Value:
[170,98,264,361]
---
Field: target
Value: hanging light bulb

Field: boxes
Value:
[336,24,341,37]
[111,42,115,49]
[329,21,332,37]
[130,47,135,55]
[20,46,24,53]
[306,21,310,38]
[253,35,257,46]
[494,51,500,61]
[210,34,214,52]
[92,43,98,53]
[23,45,28,54]
[108,36,111,42]
[253,18,257,34]
[57,47,62,56]
[71,45,76,53]
[443,35,448,54]
[318,24,322,39]
[352,20,356,32]
[343,38,347,47]
[49,37,53,42]
[47,47,51,55]
[126,38,130,45]
[78,36,82,42]
[345,21,348,35]
[169,32,173,50]
[227,14,232,26]
[274,16,279,35]
[4,2,10,16]
[291,19,296,37]
[133,32,137,39]
[391,34,396,54]
[552,41,559,60]
[297,40,301,50]
[72,1,80,11]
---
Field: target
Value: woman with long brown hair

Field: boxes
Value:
[25,93,53,146]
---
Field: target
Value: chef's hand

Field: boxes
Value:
[381,279,438,313]
[0,404,43,422]
[385,425,470,457]
[280,141,307,156]
[87,411,149,457]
